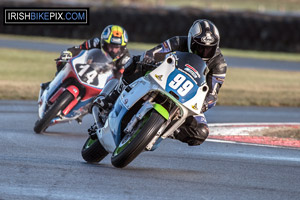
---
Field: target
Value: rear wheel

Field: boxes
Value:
[111,110,165,168]
[34,90,74,133]
[81,137,108,163]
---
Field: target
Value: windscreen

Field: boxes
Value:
[73,49,114,87]
[84,49,113,73]
[174,51,208,87]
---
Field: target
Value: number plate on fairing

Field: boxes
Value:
[74,64,112,88]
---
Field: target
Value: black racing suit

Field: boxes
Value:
[57,37,131,79]
[122,36,227,146]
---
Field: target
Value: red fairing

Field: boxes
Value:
[63,98,78,115]
[68,60,102,101]
[60,85,80,116]
[66,85,79,98]
[81,84,102,101]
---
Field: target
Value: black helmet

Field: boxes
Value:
[101,25,128,60]
[188,19,220,61]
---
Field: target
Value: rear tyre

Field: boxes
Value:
[81,137,109,163]
[34,90,74,134]
[111,110,165,168]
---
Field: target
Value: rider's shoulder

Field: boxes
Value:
[168,36,187,43]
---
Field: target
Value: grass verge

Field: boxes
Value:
[0,48,56,100]
[219,68,300,107]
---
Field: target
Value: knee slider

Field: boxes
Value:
[197,124,209,140]
[186,124,209,146]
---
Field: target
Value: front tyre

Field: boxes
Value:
[111,110,165,168]
[81,137,108,163]
[33,90,74,134]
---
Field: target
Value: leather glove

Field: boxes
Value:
[60,50,72,61]
[142,55,156,65]
[55,50,72,64]
[140,52,156,64]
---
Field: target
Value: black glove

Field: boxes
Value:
[142,55,156,65]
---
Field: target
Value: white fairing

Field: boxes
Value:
[96,51,208,153]
[149,53,208,115]
[182,85,208,115]
[149,57,175,90]
[97,120,117,153]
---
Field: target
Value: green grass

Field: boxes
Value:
[0,47,300,106]
[219,68,300,107]
[0,48,56,100]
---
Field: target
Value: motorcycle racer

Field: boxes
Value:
[94,19,227,146]
[40,25,130,95]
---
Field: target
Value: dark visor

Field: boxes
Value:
[191,41,217,59]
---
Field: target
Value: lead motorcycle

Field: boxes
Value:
[34,49,113,133]
[81,51,209,168]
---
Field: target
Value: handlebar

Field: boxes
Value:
[136,61,158,73]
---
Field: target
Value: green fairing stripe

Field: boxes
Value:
[153,104,169,120]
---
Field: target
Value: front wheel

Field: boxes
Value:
[81,137,108,163]
[111,110,165,168]
[34,90,74,134]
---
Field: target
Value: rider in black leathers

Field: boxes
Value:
[94,19,227,146]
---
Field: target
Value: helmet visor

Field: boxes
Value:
[103,42,125,59]
[191,41,217,59]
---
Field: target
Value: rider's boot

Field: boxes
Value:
[93,55,138,114]
[93,77,128,114]
[88,78,121,137]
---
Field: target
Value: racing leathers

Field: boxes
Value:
[96,36,227,146]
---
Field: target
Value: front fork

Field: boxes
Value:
[145,106,184,151]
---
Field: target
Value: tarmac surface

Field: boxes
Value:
[1,102,300,199]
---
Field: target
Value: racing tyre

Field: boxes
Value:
[111,110,165,168]
[34,90,74,134]
[81,137,108,163]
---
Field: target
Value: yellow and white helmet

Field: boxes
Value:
[101,25,128,60]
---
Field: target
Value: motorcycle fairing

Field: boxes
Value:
[96,97,128,153]
[38,49,110,125]
[71,50,113,90]
[38,64,74,119]
[95,51,209,153]
[148,52,208,115]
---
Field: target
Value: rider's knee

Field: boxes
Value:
[190,124,209,146]
[175,123,209,146]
